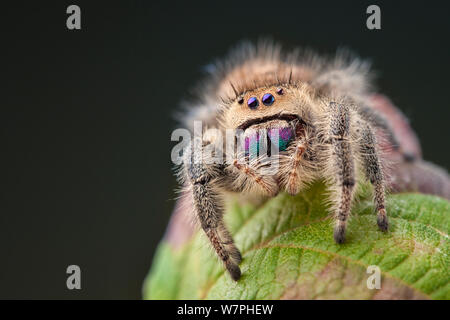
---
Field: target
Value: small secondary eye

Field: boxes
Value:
[262,93,275,106]
[276,87,284,95]
[247,97,259,109]
[237,97,244,104]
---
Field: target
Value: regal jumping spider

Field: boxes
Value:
[177,42,405,281]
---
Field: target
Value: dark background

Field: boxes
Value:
[1,1,449,299]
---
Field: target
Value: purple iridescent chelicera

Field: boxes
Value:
[262,93,275,106]
[244,127,295,157]
[268,127,294,151]
[247,97,259,109]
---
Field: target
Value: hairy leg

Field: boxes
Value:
[232,159,279,196]
[358,105,400,152]
[328,102,356,244]
[358,122,389,231]
[284,139,307,195]
[184,138,242,280]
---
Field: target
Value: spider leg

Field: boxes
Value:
[232,159,279,196]
[328,102,356,244]
[358,122,389,231]
[183,137,242,281]
[358,105,400,152]
[284,140,307,195]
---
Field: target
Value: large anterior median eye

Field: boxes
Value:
[247,97,259,109]
[262,93,275,106]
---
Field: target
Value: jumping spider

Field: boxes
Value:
[177,42,403,281]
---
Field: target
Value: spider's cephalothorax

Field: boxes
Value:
[178,42,400,281]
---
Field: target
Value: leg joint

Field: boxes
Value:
[342,178,355,187]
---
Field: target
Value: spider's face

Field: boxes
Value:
[222,85,305,153]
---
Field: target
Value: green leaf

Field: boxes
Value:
[143,182,450,300]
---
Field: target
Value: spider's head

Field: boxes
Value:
[222,85,306,155]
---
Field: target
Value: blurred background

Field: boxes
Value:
[1,1,449,299]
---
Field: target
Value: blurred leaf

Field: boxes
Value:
[143,182,450,300]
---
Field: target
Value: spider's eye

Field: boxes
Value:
[276,87,284,95]
[262,93,275,106]
[237,97,244,104]
[247,97,259,109]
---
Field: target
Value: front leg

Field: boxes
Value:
[232,159,279,196]
[184,138,242,281]
[283,139,307,195]
[327,102,356,244]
